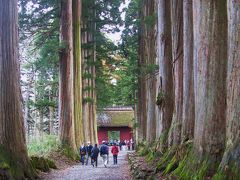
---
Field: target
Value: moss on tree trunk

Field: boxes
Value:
[0,0,37,179]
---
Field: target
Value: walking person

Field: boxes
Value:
[86,142,93,165]
[100,141,109,168]
[130,138,133,151]
[91,144,99,167]
[111,143,119,165]
[119,141,122,151]
[79,144,87,165]
[127,140,130,151]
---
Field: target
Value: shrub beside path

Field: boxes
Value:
[41,150,132,180]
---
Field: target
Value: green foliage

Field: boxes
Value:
[81,0,124,108]
[83,97,95,104]
[30,156,56,172]
[144,14,157,27]
[0,162,10,170]
[156,90,165,107]
[27,135,60,157]
[110,0,141,107]
[19,0,60,134]
[146,148,159,163]
[144,140,162,163]
[30,156,57,172]
[19,0,59,41]
[139,64,159,76]
[132,118,139,129]
[213,164,240,180]
[0,146,36,179]
[46,158,57,169]
[61,146,79,161]
[83,72,93,79]
[156,148,175,171]
[212,171,226,180]
[137,141,149,156]
[34,99,56,108]
[172,149,211,180]
[164,155,178,174]
[83,86,95,92]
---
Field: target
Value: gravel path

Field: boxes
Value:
[42,150,132,180]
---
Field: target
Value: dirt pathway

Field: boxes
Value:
[42,150,132,180]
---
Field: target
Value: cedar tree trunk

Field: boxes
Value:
[220,0,240,173]
[145,0,157,143]
[181,0,194,142]
[136,0,147,142]
[59,0,76,151]
[73,0,84,148]
[0,0,36,178]
[193,0,227,166]
[169,0,184,146]
[157,0,174,149]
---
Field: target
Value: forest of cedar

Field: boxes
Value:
[0,0,239,179]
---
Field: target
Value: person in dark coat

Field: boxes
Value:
[111,143,119,165]
[91,144,100,167]
[100,141,109,167]
[79,144,87,165]
[86,142,93,165]
[119,141,122,151]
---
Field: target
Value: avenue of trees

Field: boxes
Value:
[0,0,240,179]
[18,0,127,141]
[136,0,240,178]
[0,0,126,178]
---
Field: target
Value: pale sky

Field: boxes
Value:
[104,0,130,44]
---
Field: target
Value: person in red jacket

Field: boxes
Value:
[111,143,119,165]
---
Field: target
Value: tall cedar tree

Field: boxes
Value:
[137,0,147,141]
[181,0,194,142]
[193,0,227,167]
[0,0,36,179]
[220,0,240,174]
[168,0,184,146]
[145,0,157,143]
[81,0,97,143]
[73,0,84,149]
[59,0,76,151]
[157,0,174,150]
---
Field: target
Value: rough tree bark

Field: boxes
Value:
[59,0,76,151]
[220,0,240,173]
[84,35,97,144]
[87,24,94,143]
[136,0,149,143]
[92,30,98,144]
[88,24,98,144]
[193,0,227,166]
[157,0,174,149]
[181,0,194,142]
[0,0,36,178]
[144,0,157,143]
[81,0,98,144]
[168,0,184,146]
[81,27,94,143]
[81,23,88,142]
[72,0,84,148]
[82,23,92,143]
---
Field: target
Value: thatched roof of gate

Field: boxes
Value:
[97,106,134,128]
